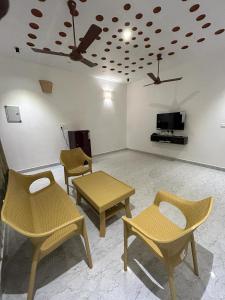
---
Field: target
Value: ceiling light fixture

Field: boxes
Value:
[123,28,132,41]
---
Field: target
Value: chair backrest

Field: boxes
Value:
[60,148,85,169]
[154,191,213,259]
[1,170,34,235]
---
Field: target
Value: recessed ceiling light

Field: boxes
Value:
[123,28,132,41]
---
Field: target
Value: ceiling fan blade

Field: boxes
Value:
[160,77,183,83]
[77,24,102,53]
[32,48,70,57]
[147,73,157,82]
[80,58,97,67]
[144,83,155,87]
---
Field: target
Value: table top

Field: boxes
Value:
[72,171,135,212]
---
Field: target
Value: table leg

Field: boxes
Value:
[76,190,82,206]
[125,198,132,218]
[100,211,106,237]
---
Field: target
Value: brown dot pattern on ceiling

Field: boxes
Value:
[112,17,119,22]
[155,29,161,34]
[28,33,37,39]
[202,23,211,29]
[136,13,143,20]
[59,32,67,37]
[64,21,72,27]
[153,6,161,14]
[146,21,153,27]
[215,29,225,35]
[185,32,193,37]
[196,14,206,21]
[190,4,200,12]
[96,15,104,21]
[27,1,225,79]
[172,26,180,32]
[31,8,43,18]
[124,4,131,10]
[197,38,205,42]
[27,42,35,47]
[29,23,39,30]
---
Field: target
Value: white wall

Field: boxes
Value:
[0,57,127,171]
[127,52,225,168]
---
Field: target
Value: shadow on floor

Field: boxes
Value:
[125,238,213,300]
[2,234,88,295]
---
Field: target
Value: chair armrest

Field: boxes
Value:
[153,191,193,215]
[82,153,92,169]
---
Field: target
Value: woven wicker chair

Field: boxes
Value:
[1,170,92,300]
[123,191,213,300]
[60,148,92,194]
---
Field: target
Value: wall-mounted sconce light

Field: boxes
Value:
[103,90,113,108]
[104,90,112,101]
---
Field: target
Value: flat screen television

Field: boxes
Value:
[157,112,185,130]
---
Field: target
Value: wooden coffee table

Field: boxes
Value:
[72,171,135,237]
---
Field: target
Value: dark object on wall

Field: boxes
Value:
[0,0,9,20]
[0,140,8,207]
[4,105,22,123]
[157,112,186,130]
[151,133,188,145]
[32,1,102,67]
[68,130,92,157]
[39,80,53,94]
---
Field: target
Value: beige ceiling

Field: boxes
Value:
[0,0,225,83]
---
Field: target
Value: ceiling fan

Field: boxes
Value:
[144,54,183,86]
[32,0,102,67]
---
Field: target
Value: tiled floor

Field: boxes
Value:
[2,150,225,299]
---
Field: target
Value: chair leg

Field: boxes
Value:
[124,198,132,218]
[99,211,106,237]
[76,190,82,205]
[166,264,176,300]
[191,235,199,276]
[27,250,40,300]
[65,175,69,194]
[82,219,93,269]
[123,221,128,271]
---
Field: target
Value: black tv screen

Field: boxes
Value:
[157,112,185,130]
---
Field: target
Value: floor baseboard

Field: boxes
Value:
[19,148,128,173]
[128,148,225,172]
